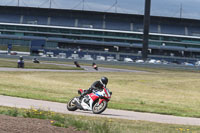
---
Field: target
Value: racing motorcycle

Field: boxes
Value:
[67,87,112,114]
[92,63,98,71]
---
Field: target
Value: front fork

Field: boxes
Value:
[98,98,108,105]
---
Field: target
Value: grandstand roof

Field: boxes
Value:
[1,5,200,25]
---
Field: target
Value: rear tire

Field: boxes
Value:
[67,97,78,111]
[92,100,107,114]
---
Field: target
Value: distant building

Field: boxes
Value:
[0,6,200,62]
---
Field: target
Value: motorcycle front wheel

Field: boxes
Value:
[67,97,78,111]
[92,100,107,114]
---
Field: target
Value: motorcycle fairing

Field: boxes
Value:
[88,93,99,101]
[81,93,98,111]
[81,97,91,110]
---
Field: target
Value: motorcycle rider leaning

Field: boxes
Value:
[79,76,108,100]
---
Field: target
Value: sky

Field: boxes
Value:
[0,0,200,20]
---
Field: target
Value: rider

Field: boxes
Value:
[80,76,108,99]
[33,57,39,63]
[17,56,24,68]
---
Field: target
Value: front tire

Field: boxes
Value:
[67,97,78,111]
[92,100,107,114]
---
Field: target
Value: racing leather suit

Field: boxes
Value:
[81,81,105,97]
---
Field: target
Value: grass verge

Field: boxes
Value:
[0,45,30,52]
[1,57,200,118]
[0,58,83,70]
[1,71,200,118]
[0,106,200,133]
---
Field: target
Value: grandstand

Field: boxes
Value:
[0,5,200,62]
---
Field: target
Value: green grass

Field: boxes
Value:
[0,58,83,70]
[0,45,30,52]
[42,59,200,73]
[1,70,200,118]
[1,57,200,118]
[0,106,200,133]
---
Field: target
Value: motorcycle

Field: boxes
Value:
[92,63,98,71]
[93,65,98,71]
[33,58,40,63]
[67,87,112,114]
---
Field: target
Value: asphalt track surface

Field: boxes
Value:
[0,60,146,72]
[0,95,200,126]
[0,64,200,126]
[0,66,144,72]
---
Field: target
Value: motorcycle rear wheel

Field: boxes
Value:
[92,100,107,114]
[67,97,78,111]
